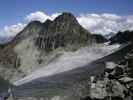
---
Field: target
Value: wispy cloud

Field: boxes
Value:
[0,11,133,37]
[0,11,61,37]
[25,11,61,23]
[0,23,26,37]
[77,13,133,35]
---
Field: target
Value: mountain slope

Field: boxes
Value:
[109,30,133,44]
[0,12,93,82]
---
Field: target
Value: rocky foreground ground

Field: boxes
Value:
[80,50,133,100]
[6,49,133,100]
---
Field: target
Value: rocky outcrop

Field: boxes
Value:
[80,51,133,100]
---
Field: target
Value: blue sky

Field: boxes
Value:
[0,0,133,27]
[0,0,133,36]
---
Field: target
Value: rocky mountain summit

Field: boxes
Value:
[12,12,92,51]
[0,12,105,82]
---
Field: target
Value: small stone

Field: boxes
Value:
[106,62,116,69]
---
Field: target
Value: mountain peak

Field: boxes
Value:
[14,21,43,41]
[54,12,78,24]
[43,19,52,29]
[28,21,42,26]
[61,12,76,19]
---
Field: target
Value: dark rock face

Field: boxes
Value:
[35,12,91,51]
[109,30,133,44]
[91,34,108,43]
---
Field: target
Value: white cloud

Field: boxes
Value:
[25,11,51,23]
[0,11,61,37]
[4,23,26,35]
[51,13,61,20]
[101,13,122,20]
[0,23,26,37]
[77,13,133,35]
[1,11,133,37]
[25,11,61,22]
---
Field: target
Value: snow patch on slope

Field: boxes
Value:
[14,44,120,86]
